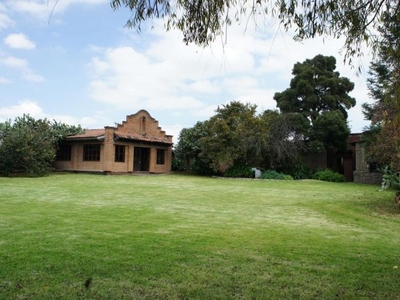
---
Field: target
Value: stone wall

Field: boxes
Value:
[353,171,382,185]
[353,142,382,185]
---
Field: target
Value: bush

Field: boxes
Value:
[261,170,293,180]
[192,159,217,176]
[171,157,186,171]
[313,169,345,182]
[380,165,400,191]
[287,163,315,180]
[224,165,253,178]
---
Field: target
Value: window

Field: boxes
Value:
[57,145,71,161]
[157,149,165,165]
[83,145,100,161]
[115,145,125,162]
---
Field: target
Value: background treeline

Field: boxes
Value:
[173,55,355,180]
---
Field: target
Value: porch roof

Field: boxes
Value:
[65,129,105,141]
[115,132,173,145]
[65,129,172,145]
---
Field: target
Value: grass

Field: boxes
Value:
[0,173,399,299]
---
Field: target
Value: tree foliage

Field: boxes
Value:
[0,115,82,176]
[174,121,211,172]
[363,11,400,169]
[199,101,260,171]
[310,110,350,152]
[110,0,399,60]
[274,55,354,152]
[274,55,356,123]
[175,101,306,174]
[260,110,307,169]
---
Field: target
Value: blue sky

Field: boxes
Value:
[1,0,373,142]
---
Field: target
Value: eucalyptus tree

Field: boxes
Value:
[110,0,399,60]
[363,12,400,169]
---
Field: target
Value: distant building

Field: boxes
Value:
[54,110,173,174]
[303,133,381,184]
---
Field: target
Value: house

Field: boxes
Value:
[302,133,381,184]
[54,110,173,174]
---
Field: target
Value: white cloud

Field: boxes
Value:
[87,46,208,110]
[22,70,45,82]
[4,33,35,49]
[0,76,12,84]
[0,13,15,31]
[1,55,45,82]
[0,100,45,122]
[189,80,220,94]
[0,100,101,128]
[0,3,15,30]
[7,0,107,22]
[3,56,28,68]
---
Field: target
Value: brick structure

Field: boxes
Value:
[54,110,173,174]
[301,133,381,184]
[353,141,382,184]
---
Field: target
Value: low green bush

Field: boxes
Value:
[171,157,186,171]
[313,169,345,182]
[380,165,400,191]
[261,170,294,180]
[224,164,253,178]
[288,163,315,180]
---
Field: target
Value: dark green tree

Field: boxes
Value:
[310,110,350,152]
[199,101,261,172]
[174,121,210,171]
[175,101,311,174]
[0,115,82,176]
[260,110,308,169]
[274,55,356,124]
[274,55,355,152]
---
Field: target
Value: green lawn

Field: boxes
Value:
[0,173,399,299]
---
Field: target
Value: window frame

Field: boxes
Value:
[56,144,72,161]
[83,144,101,161]
[114,145,126,163]
[156,148,166,165]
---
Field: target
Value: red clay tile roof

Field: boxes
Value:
[115,132,172,145]
[65,129,105,140]
[66,129,172,145]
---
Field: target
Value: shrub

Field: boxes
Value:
[171,157,186,171]
[313,169,345,182]
[380,165,400,191]
[224,165,253,178]
[261,170,293,180]
[287,163,315,180]
[192,159,217,176]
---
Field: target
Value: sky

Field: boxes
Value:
[0,0,374,143]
